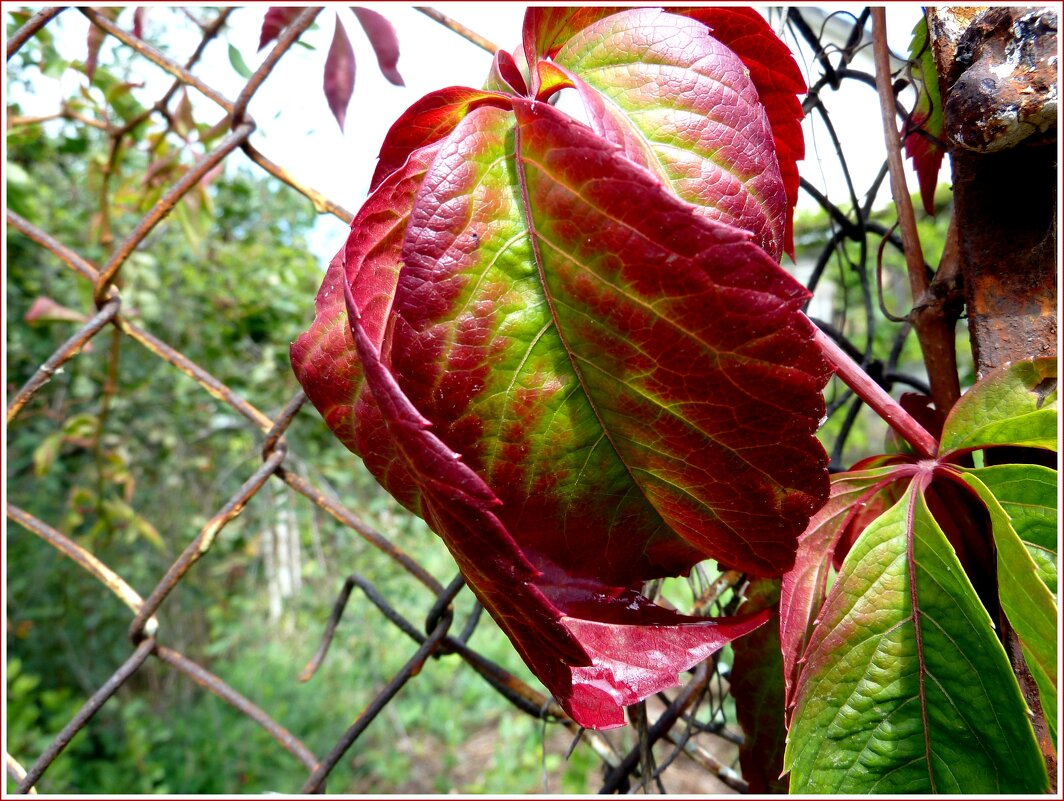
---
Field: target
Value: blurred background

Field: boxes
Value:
[5,4,962,793]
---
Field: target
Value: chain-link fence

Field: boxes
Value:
[6,6,940,794]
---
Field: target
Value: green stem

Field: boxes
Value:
[813,326,939,459]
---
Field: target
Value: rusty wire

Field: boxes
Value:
[4,5,776,795]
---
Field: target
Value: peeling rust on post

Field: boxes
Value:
[929,6,1058,377]
[935,7,1058,153]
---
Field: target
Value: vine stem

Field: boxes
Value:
[813,326,939,459]
[871,8,961,416]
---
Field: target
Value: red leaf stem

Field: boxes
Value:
[813,326,938,459]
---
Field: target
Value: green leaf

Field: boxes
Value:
[940,358,1058,454]
[960,466,1058,746]
[785,481,1047,793]
[967,463,1057,597]
[227,43,252,79]
[33,432,64,478]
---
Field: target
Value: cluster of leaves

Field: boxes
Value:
[776,360,1057,792]
[293,5,828,729]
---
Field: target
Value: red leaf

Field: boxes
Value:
[352,6,404,87]
[292,143,443,490]
[258,7,302,52]
[344,265,769,728]
[294,11,830,730]
[904,109,946,215]
[547,8,790,260]
[323,16,356,131]
[85,8,120,81]
[523,7,806,259]
[24,296,89,325]
[522,6,624,72]
[673,7,806,259]
[731,578,788,793]
[369,87,511,192]
[132,7,145,39]
[486,49,528,96]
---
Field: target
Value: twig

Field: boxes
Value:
[7,504,159,635]
[17,640,157,794]
[5,754,37,795]
[871,8,961,415]
[415,7,499,54]
[6,7,65,61]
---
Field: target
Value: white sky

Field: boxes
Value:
[6,3,930,261]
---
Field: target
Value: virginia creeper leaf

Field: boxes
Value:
[333,183,771,728]
[294,8,827,729]
[324,16,356,132]
[959,467,1058,745]
[352,7,404,87]
[731,578,788,793]
[672,6,806,258]
[550,8,790,260]
[526,7,805,257]
[85,7,120,81]
[964,463,1058,596]
[522,7,624,67]
[779,466,911,715]
[368,88,512,191]
[785,477,1047,793]
[903,15,945,215]
[258,7,302,51]
[940,357,1058,454]
[24,296,89,325]
[485,49,529,97]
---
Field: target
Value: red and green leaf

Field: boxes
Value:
[782,359,1057,790]
[525,6,805,257]
[779,466,910,715]
[673,6,806,258]
[294,7,825,729]
[546,8,794,261]
[902,15,945,215]
[784,477,1047,792]
[368,88,511,191]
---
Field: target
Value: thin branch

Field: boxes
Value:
[871,9,929,300]
[871,8,961,415]
[415,7,499,54]
[6,7,65,61]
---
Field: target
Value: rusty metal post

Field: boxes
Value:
[929,7,1058,378]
